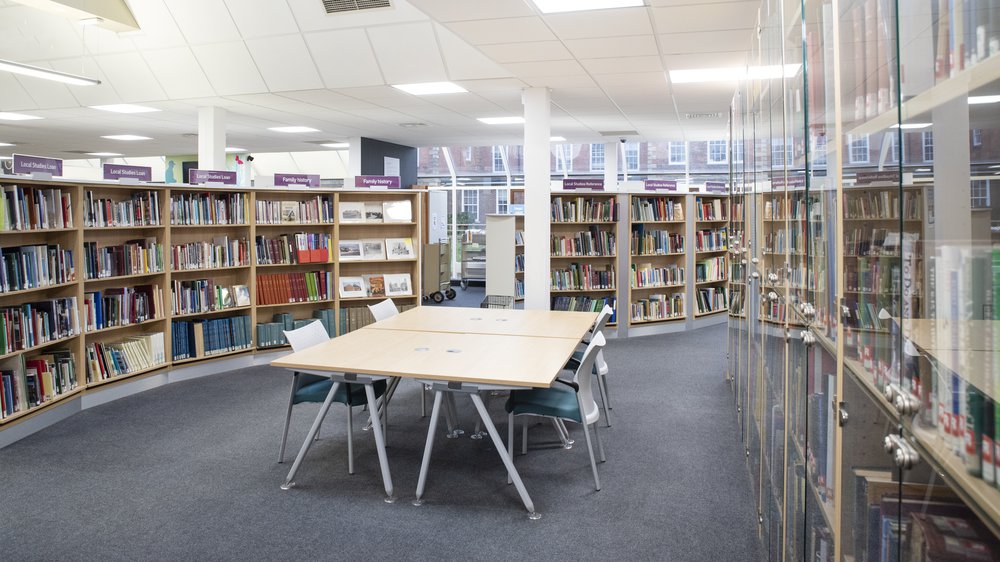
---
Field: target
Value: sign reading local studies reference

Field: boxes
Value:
[103,163,152,182]
[562,178,604,190]
[274,173,320,187]
[355,175,401,188]
[13,154,62,176]
[189,169,237,185]
[644,179,677,191]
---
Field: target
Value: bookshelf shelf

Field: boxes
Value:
[170,224,251,229]
[696,249,727,255]
[254,222,333,228]
[87,363,169,388]
[172,347,252,366]
[630,316,686,325]
[631,283,686,290]
[631,252,684,258]
[0,333,80,360]
[84,316,166,336]
[170,305,253,320]
[84,225,165,231]
[0,227,77,235]
[337,258,418,264]
[694,309,727,317]
[170,265,251,274]
[84,271,166,283]
[696,279,727,285]
[338,221,418,227]
[551,221,617,225]
[550,288,617,294]
[254,261,334,268]
[0,386,85,425]
[551,254,616,259]
[256,343,291,352]
[256,299,335,309]
[338,295,419,302]
[0,280,79,298]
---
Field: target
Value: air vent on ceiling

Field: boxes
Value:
[686,112,726,120]
[598,130,639,137]
[398,122,428,128]
[321,0,392,14]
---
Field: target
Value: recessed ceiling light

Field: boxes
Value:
[0,142,14,147]
[478,116,525,125]
[91,104,160,114]
[531,0,644,14]
[392,82,467,95]
[890,123,931,129]
[268,126,319,133]
[101,134,152,141]
[669,64,801,84]
[990,164,1000,169]
[322,143,350,149]
[0,156,11,160]
[0,58,100,86]
[968,95,1000,104]
[550,136,567,142]
[915,168,931,172]
[225,147,246,153]
[78,17,104,26]
[0,111,42,121]
[87,152,122,157]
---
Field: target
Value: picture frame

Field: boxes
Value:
[364,202,384,223]
[338,202,365,223]
[361,239,385,261]
[338,276,366,298]
[363,274,386,297]
[385,238,415,260]
[338,240,363,261]
[232,284,251,307]
[383,273,412,297]
[382,200,412,223]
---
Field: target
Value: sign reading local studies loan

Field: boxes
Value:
[103,163,152,182]
[189,169,237,185]
[13,154,62,176]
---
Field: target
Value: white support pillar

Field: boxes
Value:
[197,107,226,171]
[603,141,618,189]
[347,136,363,184]
[522,87,551,311]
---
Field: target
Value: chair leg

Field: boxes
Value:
[347,406,355,475]
[278,375,298,463]
[600,372,613,410]
[593,420,607,463]
[551,418,572,449]
[507,412,514,485]
[420,385,427,417]
[595,372,612,428]
[581,421,602,491]
[521,421,528,455]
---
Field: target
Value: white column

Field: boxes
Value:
[603,141,618,189]
[522,87,551,310]
[197,106,226,171]
[347,136,363,184]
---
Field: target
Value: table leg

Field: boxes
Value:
[469,392,540,520]
[413,390,443,506]
[281,381,341,490]
[364,383,396,503]
[444,392,463,438]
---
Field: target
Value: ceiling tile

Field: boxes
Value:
[407,0,535,22]
[651,3,759,34]
[286,0,428,32]
[15,74,76,108]
[142,47,216,99]
[659,29,752,55]
[0,72,36,110]
[245,35,323,92]
[191,42,268,96]
[444,17,554,46]
[304,29,384,88]
[126,0,188,50]
[94,53,168,102]
[581,56,664,75]
[224,0,300,38]
[48,58,121,106]
[166,0,241,44]
[277,90,378,111]
[502,60,586,78]
[564,35,658,59]
[478,41,572,64]
[664,51,747,70]
[543,8,653,39]
[433,24,513,81]
[593,71,668,87]
[366,22,447,85]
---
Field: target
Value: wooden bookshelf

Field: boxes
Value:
[628,194,687,325]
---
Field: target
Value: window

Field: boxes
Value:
[708,140,728,164]
[554,144,573,172]
[848,134,870,164]
[463,147,472,162]
[492,146,506,173]
[668,141,686,165]
[496,189,509,215]
[812,133,828,166]
[732,141,744,164]
[461,189,479,218]
[971,179,991,209]
[590,143,605,172]
[772,139,794,167]
[922,131,934,162]
[885,132,900,163]
[624,142,639,171]
[972,128,983,147]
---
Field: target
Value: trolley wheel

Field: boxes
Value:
[445,288,457,300]
[461,279,469,290]
[431,291,445,303]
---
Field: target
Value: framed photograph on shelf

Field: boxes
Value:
[363,274,386,297]
[361,239,385,260]
[385,238,415,260]
[382,200,412,223]
[338,240,363,261]
[339,276,366,298]
[364,202,384,223]
[384,273,412,297]
[339,202,365,223]
[233,285,251,307]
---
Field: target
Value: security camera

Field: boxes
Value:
[620,138,627,144]
[246,155,254,162]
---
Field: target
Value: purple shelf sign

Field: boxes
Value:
[103,163,152,182]
[189,169,237,185]
[562,178,604,190]
[274,173,320,187]
[705,181,728,193]
[355,175,401,188]
[13,154,63,176]
[644,179,677,191]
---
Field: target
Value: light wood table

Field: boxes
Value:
[271,322,588,518]
[363,305,597,340]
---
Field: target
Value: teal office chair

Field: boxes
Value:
[506,331,607,491]
[278,320,387,474]
[566,304,614,426]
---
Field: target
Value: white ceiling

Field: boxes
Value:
[0,0,758,158]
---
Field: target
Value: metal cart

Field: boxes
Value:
[460,230,487,290]
[422,239,456,303]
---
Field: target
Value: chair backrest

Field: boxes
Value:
[573,331,606,422]
[283,320,329,352]
[368,298,399,322]
[593,304,613,334]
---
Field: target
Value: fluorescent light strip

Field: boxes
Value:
[392,82,467,95]
[322,143,350,149]
[531,0,644,14]
[890,123,931,129]
[968,95,1000,104]
[91,104,160,114]
[550,136,567,142]
[0,58,100,86]
[0,112,42,121]
[478,116,525,125]
[0,142,14,147]
[101,134,151,141]
[669,64,801,84]
[87,152,122,157]
[269,126,319,133]
[225,147,246,153]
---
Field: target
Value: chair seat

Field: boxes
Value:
[506,385,582,424]
[294,378,387,406]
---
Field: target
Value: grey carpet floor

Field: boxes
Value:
[0,322,762,562]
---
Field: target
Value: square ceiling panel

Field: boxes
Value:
[366,22,448,85]
[564,35,658,60]
[286,0,428,32]
[304,28,385,88]
[651,2,759,34]
[433,24,513,81]
[166,0,242,44]
[478,41,572,64]
[94,52,167,102]
[581,55,664,75]
[142,47,216,99]
[191,42,268,96]
[659,29,752,55]
[445,17,555,46]
[407,0,534,22]
[224,0,301,38]
[246,35,324,92]
[542,8,653,40]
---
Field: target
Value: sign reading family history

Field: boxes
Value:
[13,154,62,177]
[274,173,320,187]
[189,169,237,185]
[355,175,401,189]
[643,179,677,191]
[103,163,152,182]
[705,181,728,193]
[771,176,806,189]
[562,178,604,190]
[855,170,900,185]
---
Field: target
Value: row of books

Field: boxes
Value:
[338,273,413,299]
[84,332,166,383]
[0,185,73,231]
[256,196,334,224]
[631,197,684,222]
[845,256,899,294]
[631,226,683,255]
[338,200,413,224]
[85,189,161,228]
[0,244,75,293]
[631,263,684,288]
[695,227,728,252]
[551,295,617,324]
[338,303,417,335]
[630,293,684,322]
[551,196,618,222]
[0,297,80,354]
[551,263,615,291]
[764,226,807,255]
[695,197,728,221]
[338,237,415,262]
[729,285,745,316]
[171,315,253,360]
[172,237,249,271]
[695,256,727,283]
[256,271,332,305]
[787,266,826,292]
[171,279,250,316]
[761,299,787,324]
[1,350,77,418]
[256,311,336,349]
[515,230,524,245]
[514,254,524,273]
[843,190,921,220]
[844,229,918,257]
[170,192,249,226]
[515,278,524,298]
[696,286,728,314]
[83,285,162,332]
[256,233,330,265]
[762,198,813,221]
[83,239,164,279]
[551,227,616,257]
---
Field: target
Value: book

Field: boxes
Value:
[383,273,412,297]
[361,239,385,261]
[364,202,384,222]
[385,238,415,260]
[233,285,250,307]
[363,274,386,297]
[339,276,366,298]
[382,200,412,223]
[280,201,299,223]
[339,202,365,223]
[338,240,363,261]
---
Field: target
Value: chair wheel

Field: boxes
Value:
[445,288,456,299]
[431,292,445,303]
